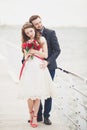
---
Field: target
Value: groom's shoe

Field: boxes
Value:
[44,118,52,125]
[37,116,43,122]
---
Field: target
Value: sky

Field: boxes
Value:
[0,0,87,27]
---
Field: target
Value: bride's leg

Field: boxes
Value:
[32,99,40,125]
[27,98,34,122]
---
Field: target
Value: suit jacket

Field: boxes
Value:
[42,27,61,70]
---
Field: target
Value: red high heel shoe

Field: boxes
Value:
[31,116,38,128]
[29,110,34,125]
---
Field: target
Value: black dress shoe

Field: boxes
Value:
[37,117,43,122]
[44,118,52,125]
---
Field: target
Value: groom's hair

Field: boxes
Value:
[29,15,41,23]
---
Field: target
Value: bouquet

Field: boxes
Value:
[22,40,41,59]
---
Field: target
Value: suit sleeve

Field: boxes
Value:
[47,30,61,64]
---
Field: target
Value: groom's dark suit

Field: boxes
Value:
[42,27,60,70]
[38,27,61,120]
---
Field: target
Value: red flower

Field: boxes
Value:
[22,43,27,49]
[22,40,41,51]
[27,43,33,48]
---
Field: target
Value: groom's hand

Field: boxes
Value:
[40,60,49,69]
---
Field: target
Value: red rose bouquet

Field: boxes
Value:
[22,40,41,59]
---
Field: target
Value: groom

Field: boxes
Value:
[29,15,61,125]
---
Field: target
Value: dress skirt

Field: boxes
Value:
[18,56,56,100]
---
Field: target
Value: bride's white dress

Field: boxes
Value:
[2,40,57,100]
[18,55,55,100]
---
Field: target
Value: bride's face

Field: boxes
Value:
[24,27,35,39]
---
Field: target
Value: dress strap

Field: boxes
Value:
[19,55,30,80]
[19,55,44,80]
[34,54,44,60]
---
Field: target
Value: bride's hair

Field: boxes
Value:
[21,22,41,43]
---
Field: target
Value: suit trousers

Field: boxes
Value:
[37,69,55,118]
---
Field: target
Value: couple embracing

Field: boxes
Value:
[19,15,61,128]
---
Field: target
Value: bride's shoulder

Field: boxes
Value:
[39,36,46,43]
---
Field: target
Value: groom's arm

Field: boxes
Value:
[47,30,61,64]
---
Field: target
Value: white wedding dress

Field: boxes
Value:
[2,39,57,100]
[18,55,55,100]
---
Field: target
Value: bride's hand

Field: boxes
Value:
[25,51,32,60]
[28,48,37,54]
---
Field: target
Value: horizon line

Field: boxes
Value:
[0,24,87,28]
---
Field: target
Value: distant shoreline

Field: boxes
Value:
[0,24,87,29]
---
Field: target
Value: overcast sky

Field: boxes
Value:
[0,0,87,27]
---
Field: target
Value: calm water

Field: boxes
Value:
[0,26,87,77]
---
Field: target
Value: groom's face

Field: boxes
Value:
[32,17,43,30]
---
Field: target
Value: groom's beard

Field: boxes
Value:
[36,29,42,32]
[36,29,42,35]
[36,26,44,32]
